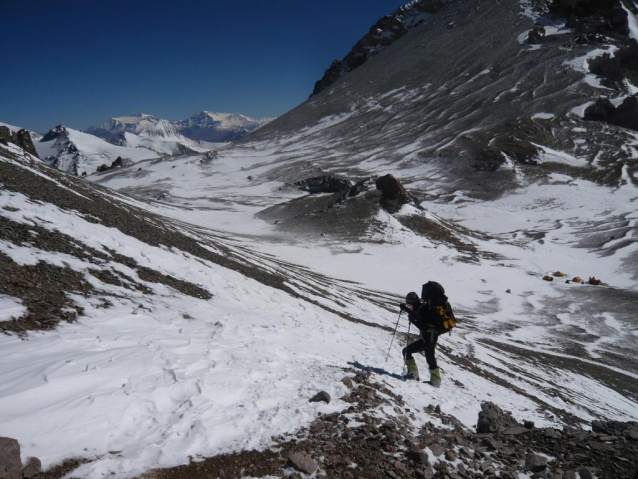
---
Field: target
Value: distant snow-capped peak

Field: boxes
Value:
[86,111,273,143]
[178,111,270,130]
[36,125,158,176]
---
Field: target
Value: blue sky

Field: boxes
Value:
[0,0,410,133]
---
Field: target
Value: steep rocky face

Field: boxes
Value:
[311,0,448,96]
[0,126,39,158]
[250,0,638,198]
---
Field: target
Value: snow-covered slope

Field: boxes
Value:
[2,0,638,478]
[84,113,163,141]
[35,125,158,176]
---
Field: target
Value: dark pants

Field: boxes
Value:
[402,331,439,370]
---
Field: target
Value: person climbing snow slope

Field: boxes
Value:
[399,281,456,386]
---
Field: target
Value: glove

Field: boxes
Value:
[399,303,408,312]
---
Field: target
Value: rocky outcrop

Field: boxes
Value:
[311,0,448,96]
[0,437,41,479]
[592,419,638,439]
[548,0,631,39]
[0,437,21,479]
[588,40,638,90]
[0,126,39,158]
[96,156,125,173]
[476,402,520,433]
[294,175,351,194]
[375,174,411,213]
[584,95,638,132]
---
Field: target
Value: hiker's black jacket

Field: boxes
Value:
[406,301,455,333]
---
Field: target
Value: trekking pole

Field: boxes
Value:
[384,311,403,364]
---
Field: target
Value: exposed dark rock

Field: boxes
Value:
[476,402,520,433]
[309,391,331,404]
[375,174,410,213]
[579,467,593,479]
[592,419,638,440]
[528,26,546,44]
[22,457,42,478]
[348,177,374,197]
[287,452,319,475]
[588,40,638,89]
[0,437,21,479]
[585,95,638,131]
[96,156,125,173]
[311,0,447,96]
[525,452,548,472]
[549,0,630,38]
[294,175,351,194]
[41,125,67,142]
[0,126,39,158]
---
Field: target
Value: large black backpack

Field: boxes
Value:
[421,281,456,332]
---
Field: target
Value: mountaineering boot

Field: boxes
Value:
[428,368,441,388]
[403,358,420,381]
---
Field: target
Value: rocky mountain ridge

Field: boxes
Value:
[311,0,450,96]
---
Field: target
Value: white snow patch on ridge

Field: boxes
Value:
[0,295,27,322]
[621,2,638,40]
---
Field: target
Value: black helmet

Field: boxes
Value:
[405,292,421,305]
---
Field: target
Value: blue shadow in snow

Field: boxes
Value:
[348,361,404,380]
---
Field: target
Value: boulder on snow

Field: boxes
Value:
[341,377,354,389]
[0,437,22,479]
[309,391,331,404]
[476,402,520,434]
[524,452,547,472]
[287,451,319,475]
[528,26,546,44]
[21,457,42,478]
[375,174,410,213]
